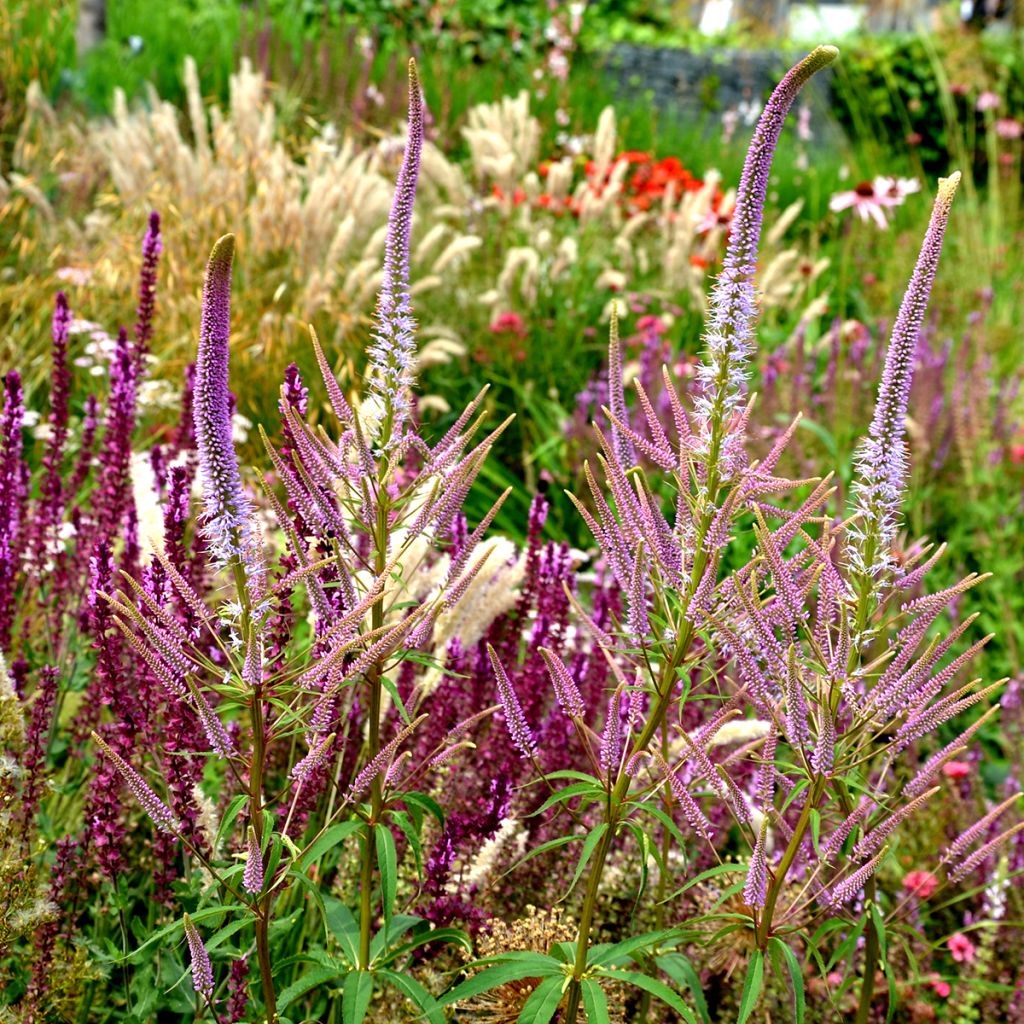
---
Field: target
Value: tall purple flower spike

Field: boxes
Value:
[194,234,258,580]
[695,46,838,471]
[367,58,424,450]
[849,173,961,580]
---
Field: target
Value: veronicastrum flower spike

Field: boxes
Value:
[695,45,838,475]
[194,234,262,589]
[367,58,424,450]
[848,173,961,585]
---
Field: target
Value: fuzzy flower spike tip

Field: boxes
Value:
[696,45,838,479]
[367,58,424,452]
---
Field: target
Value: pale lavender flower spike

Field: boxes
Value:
[91,731,178,832]
[488,645,537,758]
[849,173,961,580]
[243,824,264,894]
[695,46,838,472]
[368,59,424,450]
[743,817,769,907]
[183,913,214,1001]
[194,235,259,580]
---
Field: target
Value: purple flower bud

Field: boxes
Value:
[183,913,214,1000]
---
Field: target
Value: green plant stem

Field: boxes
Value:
[755,776,824,950]
[563,616,699,1020]
[250,680,277,1021]
[854,875,880,1024]
[357,490,390,970]
[563,370,733,1019]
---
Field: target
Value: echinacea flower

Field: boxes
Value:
[976,91,1000,112]
[943,760,971,779]
[902,869,939,899]
[948,932,976,963]
[875,175,920,206]
[829,181,890,228]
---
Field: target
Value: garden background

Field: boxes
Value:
[2,1,1024,1022]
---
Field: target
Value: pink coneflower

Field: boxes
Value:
[976,91,1001,112]
[995,118,1023,140]
[903,869,939,899]
[829,181,889,228]
[948,932,976,963]
[874,175,921,206]
[943,760,971,779]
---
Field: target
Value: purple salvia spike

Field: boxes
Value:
[947,821,1024,885]
[0,371,26,648]
[183,913,215,1001]
[243,824,264,894]
[607,303,635,469]
[695,47,838,464]
[35,291,73,556]
[488,645,537,759]
[91,731,178,831]
[194,234,260,580]
[539,647,586,719]
[367,58,424,450]
[824,849,887,908]
[744,816,770,908]
[852,787,939,860]
[941,792,1022,866]
[848,174,961,581]
[134,211,162,361]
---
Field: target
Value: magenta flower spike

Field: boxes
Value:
[848,173,961,580]
[194,234,259,580]
[367,58,424,450]
[695,46,838,472]
[183,913,214,1001]
[134,210,162,360]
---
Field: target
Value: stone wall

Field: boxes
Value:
[601,44,841,135]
